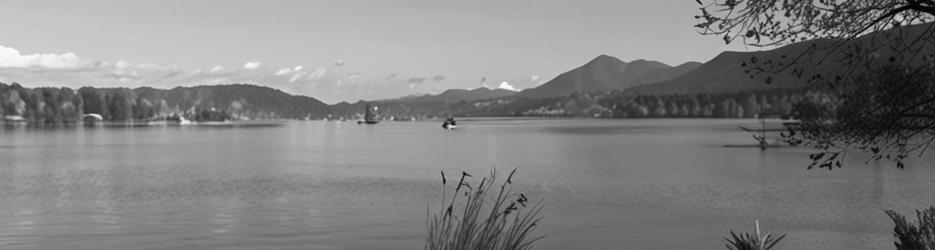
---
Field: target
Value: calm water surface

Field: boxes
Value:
[1,118,933,250]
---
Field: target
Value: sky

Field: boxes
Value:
[0,0,750,104]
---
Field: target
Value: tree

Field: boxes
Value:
[794,65,935,169]
[696,0,935,168]
[696,0,935,48]
[54,87,80,122]
[108,89,133,121]
[132,96,155,120]
[78,87,106,116]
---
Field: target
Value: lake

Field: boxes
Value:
[1,118,934,250]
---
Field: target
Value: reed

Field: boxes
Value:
[724,220,786,250]
[425,167,545,250]
[886,206,935,250]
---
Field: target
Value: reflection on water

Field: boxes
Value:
[0,119,934,250]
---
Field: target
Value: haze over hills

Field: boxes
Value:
[517,55,697,98]
[383,87,516,104]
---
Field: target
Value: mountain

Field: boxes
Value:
[625,22,935,95]
[385,87,516,104]
[629,61,702,85]
[517,55,681,98]
[623,48,814,95]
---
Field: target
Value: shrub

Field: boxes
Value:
[886,206,935,250]
[425,167,544,250]
[724,220,786,250]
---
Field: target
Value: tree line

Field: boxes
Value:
[363,87,821,119]
[0,82,330,123]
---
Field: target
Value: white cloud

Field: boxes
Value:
[308,67,328,80]
[0,45,86,69]
[408,77,427,84]
[530,75,540,82]
[243,61,261,70]
[113,60,177,71]
[0,45,450,104]
[274,68,293,76]
[115,60,133,69]
[289,71,309,82]
[498,81,517,91]
[275,65,305,76]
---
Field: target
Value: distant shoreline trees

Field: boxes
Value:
[0,82,328,123]
[361,87,817,119]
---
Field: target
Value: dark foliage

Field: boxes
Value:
[696,1,935,168]
[791,64,935,169]
[887,206,935,250]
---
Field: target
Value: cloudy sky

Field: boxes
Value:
[0,0,748,104]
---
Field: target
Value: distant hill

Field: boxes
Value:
[629,62,702,86]
[385,87,516,104]
[154,84,330,119]
[625,22,935,95]
[517,55,692,98]
[623,47,816,95]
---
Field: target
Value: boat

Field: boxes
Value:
[442,117,457,130]
[81,113,103,126]
[166,114,194,125]
[357,105,379,124]
[2,115,27,124]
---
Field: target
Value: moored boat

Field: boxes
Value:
[442,117,457,130]
[81,113,104,126]
[358,105,379,124]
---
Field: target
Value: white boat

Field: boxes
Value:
[442,117,457,130]
[81,113,103,125]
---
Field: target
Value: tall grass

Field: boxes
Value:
[886,206,935,250]
[724,220,786,250]
[425,167,545,250]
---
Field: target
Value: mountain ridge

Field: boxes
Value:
[517,55,695,98]
[626,22,935,95]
